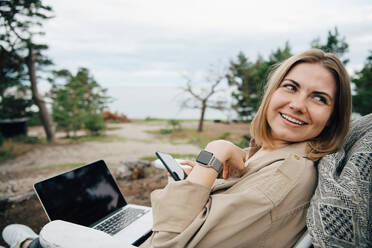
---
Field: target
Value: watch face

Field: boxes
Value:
[196,150,213,165]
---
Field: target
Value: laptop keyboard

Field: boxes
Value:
[94,207,146,235]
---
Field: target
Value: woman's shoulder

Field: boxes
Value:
[247,151,316,205]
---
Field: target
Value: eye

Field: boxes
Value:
[313,95,327,104]
[283,84,296,91]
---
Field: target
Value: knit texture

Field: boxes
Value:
[306,114,372,247]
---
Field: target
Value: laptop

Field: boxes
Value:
[34,160,153,245]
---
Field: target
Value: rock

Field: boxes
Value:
[115,160,152,180]
[8,191,35,203]
[0,191,35,210]
[115,164,132,180]
[132,168,145,180]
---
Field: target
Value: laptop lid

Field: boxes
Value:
[34,160,127,227]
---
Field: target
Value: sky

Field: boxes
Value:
[40,0,372,120]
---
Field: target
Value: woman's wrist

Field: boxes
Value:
[186,140,234,188]
[186,164,218,188]
[204,140,233,163]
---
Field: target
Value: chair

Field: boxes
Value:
[306,113,372,247]
[293,230,312,248]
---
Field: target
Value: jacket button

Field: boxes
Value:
[294,155,300,160]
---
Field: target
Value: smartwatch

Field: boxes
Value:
[196,150,224,173]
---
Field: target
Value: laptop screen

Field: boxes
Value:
[34,160,127,227]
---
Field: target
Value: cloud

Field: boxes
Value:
[39,0,372,118]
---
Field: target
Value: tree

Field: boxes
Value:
[352,51,372,115]
[0,48,33,119]
[49,68,111,137]
[267,41,292,67]
[181,67,227,132]
[0,0,55,141]
[226,52,258,121]
[226,42,292,121]
[311,27,349,65]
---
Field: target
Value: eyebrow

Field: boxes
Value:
[283,78,334,102]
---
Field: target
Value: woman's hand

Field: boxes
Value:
[165,160,195,178]
[179,160,196,176]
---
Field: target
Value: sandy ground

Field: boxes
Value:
[0,121,201,199]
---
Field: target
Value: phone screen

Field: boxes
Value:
[155,152,185,181]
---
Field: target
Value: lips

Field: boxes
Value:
[280,113,307,125]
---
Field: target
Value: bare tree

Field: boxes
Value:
[180,67,227,132]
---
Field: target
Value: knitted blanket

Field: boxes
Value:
[306,113,372,247]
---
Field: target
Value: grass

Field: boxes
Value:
[140,153,198,161]
[0,136,44,163]
[234,138,251,148]
[105,126,122,131]
[132,118,209,123]
[68,135,126,143]
[218,132,231,140]
[38,162,85,171]
[12,135,46,144]
[0,148,13,161]
[145,121,251,149]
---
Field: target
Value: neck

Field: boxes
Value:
[261,141,290,151]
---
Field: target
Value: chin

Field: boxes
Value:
[273,133,307,143]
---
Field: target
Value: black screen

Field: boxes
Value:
[34,160,127,227]
[197,150,213,164]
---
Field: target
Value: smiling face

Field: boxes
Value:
[266,62,337,148]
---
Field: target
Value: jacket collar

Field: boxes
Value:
[243,142,308,175]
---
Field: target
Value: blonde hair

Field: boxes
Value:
[250,49,352,161]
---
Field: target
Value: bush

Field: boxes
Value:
[218,132,231,139]
[234,138,251,148]
[159,129,172,134]
[84,114,105,136]
[168,119,182,131]
[145,117,162,121]
[103,111,130,123]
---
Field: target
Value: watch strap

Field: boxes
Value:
[209,155,223,173]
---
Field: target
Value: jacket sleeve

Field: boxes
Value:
[142,180,211,247]
[151,180,211,233]
[142,177,274,247]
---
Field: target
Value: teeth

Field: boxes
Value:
[281,113,305,125]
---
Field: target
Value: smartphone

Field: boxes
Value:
[155,152,185,181]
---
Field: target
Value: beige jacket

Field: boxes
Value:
[141,142,317,248]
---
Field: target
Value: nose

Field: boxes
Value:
[288,94,307,113]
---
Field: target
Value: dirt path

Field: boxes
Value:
[2,122,200,171]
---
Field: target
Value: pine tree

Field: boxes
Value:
[352,51,372,115]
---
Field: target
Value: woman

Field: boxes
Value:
[2,49,352,248]
[140,48,352,248]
